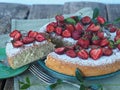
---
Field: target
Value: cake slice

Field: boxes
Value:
[6,30,55,69]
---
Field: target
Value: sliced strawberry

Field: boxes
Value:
[35,33,46,42]
[65,45,75,50]
[12,40,23,48]
[97,16,105,24]
[116,29,120,36]
[110,27,117,33]
[66,24,75,33]
[97,31,104,39]
[10,30,22,40]
[87,23,100,32]
[90,48,103,60]
[22,36,34,44]
[77,38,90,49]
[28,30,38,38]
[102,47,113,56]
[81,16,91,25]
[54,47,66,54]
[77,49,89,59]
[72,30,81,40]
[55,27,62,35]
[100,38,109,47]
[10,30,19,37]
[49,22,57,27]
[75,23,83,31]
[55,15,64,22]
[62,29,71,38]
[66,50,77,58]
[46,24,55,33]
[114,35,120,41]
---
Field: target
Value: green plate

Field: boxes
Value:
[38,60,120,82]
[0,48,29,79]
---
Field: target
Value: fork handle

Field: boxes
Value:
[63,80,80,88]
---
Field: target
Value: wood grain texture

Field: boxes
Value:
[63,2,107,19]
[106,4,120,26]
[4,78,14,90]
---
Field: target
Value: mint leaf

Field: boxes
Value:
[18,81,25,84]
[113,17,120,24]
[64,18,76,25]
[75,68,84,82]
[26,77,30,84]
[20,84,30,89]
[115,39,120,44]
[92,8,99,19]
[80,84,86,90]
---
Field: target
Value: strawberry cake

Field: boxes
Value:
[43,14,120,77]
[6,30,55,69]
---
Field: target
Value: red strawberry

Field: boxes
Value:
[10,30,22,40]
[102,47,113,56]
[77,38,90,49]
[62,29,71,38]
[116,29,120,36]
[100,38,109,47]
[55,27,62,35]
[92,35,100,45]
[97,16,105,24]
[110,27,117,33]
[117,44,120,50]
[66,50,77,58]
[77,49,89,59]
[114,35,120,41]
[12,40,23,48]
[35,33,46,42]
[97,31,104,39]
[22,37,34,44]
[54,47,66,54]
[65,45,75,50]
[87,23,100,32]
[66,24,75,33]
[72,30,81,40]
[81,16,91,25]
[28,31,38,38]
[75,23,83,31]
[46,24,55,33]
[55,15,64,22]
[49,22,57,27]
[90,48,103,60]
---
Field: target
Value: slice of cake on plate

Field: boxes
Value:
[6,30,55,69]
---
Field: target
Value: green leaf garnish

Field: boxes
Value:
[92,8,99,19]
[113,17,120,24]
[115,39,120,44]
[109,40,116,49]
[64,18,76,25]
[20,84,30,89]
[26,76,30,84]
[75,68,84,83]
[80,84,86,90]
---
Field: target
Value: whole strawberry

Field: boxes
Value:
[87,23,100,32]
[46,24,55,33]
[72,30,81,40]
[92,35,100,45]
[75,23,83,31]
[102,47,113,56]
[62,29,71,38]
[77,38,90,49]
[100,38,109,47]
[66,24,75,33]
[55,27,62,35]
[81,16,91,25]
[54,47,66,55]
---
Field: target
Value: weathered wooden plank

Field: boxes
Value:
[63,2,107,19]
[106,4,120,26]
[4,78,14,90]
[28,4,63,19]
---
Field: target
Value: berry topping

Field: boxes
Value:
[62,30,71,38]
[46,24,55,33]
[87,23,100,32]
[28,31,38,38]
[66,24,75,33]
[81,16,91,25]
[22,37,34,44]
[97,16,105,24]
[55,27,62,35]
[12,40,23,48]
[55,15,64,22]
[77,49,89,59]
[75,23,83,31]
[100,38,109,47]
[54,47,66,54]
[35,33,46,42]
[66,50,77,58]
[72,30,81,40]
[10,30,22,40]
[90,48,103,60]
[102,47,113,56]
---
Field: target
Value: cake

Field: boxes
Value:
[6,30,55,69]
[43,13,120,76]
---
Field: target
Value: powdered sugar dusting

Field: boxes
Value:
[6,40,47,57]
[49,50,120,66]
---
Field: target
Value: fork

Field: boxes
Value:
[28,63,80,88]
